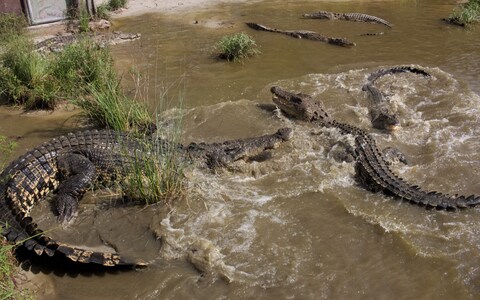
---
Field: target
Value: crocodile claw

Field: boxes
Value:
[57,194,79,224]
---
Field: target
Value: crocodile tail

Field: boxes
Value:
[55,242,143,266]
[367,66,431,83]
[1,200,142,267]
[354,134,480,210]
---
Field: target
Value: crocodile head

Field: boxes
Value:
[328,37,356,47]
[371,110,400,131]
[270,86,330,122]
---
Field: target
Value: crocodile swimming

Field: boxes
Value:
[359,32,384,36]
[35,31,141,53]
[270,86,480,210]
[303,11,393,28]
[0,128,291,267]
[362,66,431,131]
[246,22,356,47]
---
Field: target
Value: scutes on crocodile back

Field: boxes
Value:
[0,130,142,267]
[367,66,431,84]
[353,134,480,209]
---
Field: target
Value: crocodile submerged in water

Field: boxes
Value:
[35,31,141,53]
[0,128,291,267]
[303,11,393,28]
[246,22,356,47]
[270,86,480,210]
[362,66,431,131]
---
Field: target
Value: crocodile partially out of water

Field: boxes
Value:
[0,128,291,267]
[35,31,141,53]
[246,22,356,47]
[303,11,393,28]
[367,66,431,84]
[270,86,480,210]
[362,66,431,131]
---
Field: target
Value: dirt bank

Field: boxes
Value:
[94,0,258,17]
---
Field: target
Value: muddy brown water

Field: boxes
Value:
[1,0,480,299]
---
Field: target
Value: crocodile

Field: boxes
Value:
[270,86,480,210]
[0,128,291,267]
[362,66,431,131]
[359,32,384,36]
[35,31,141,53]
[246,22,356,47]
[303,11,393,28]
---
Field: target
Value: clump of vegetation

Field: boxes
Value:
[106,0,128,11]
[0,36,111,110]
[122,135,187,205]
[78,8,91,33]
[0,135,17,169]
[0,13,27,44]
[447,0,480,26]
[0,136,23,299]
[77,78,153,132]
[95,4,110,20]
[0,37,58,109]
[0,242,17,300]
[215,33,260,62]
[0,34,152,131]
[52,37,114,95]
[95,0,128,19]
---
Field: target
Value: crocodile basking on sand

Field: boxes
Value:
[271,86,480,210]
[362,66,431,131]
[35,31,141,53]
[0,128,291,267]
[246,22,356,47]
[303,11,393,28]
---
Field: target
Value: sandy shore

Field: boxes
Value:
[94,0,254,18]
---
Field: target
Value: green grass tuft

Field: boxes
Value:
[76,77,153,132]
[448,0,480,26]
[0,37,58,109]
[215,33,260,62]
[106,0,128,11]
[95,4,110,20]
[52,37,114,95]
[0,13,27,44]
[0,242,16,300]
[122,134,187,205]
[0,135,17,169]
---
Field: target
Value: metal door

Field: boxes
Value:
[24,0,67,25]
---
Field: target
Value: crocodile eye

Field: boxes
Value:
[292,97,302,104]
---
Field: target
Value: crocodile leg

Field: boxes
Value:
[56,153,96,223]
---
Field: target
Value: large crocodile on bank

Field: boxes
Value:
[303,11,393,28]
[35,31,141,53]
[246,22,356,47]
[362,66,431,131]
[0,128,291,267]
[270,86,480,210]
